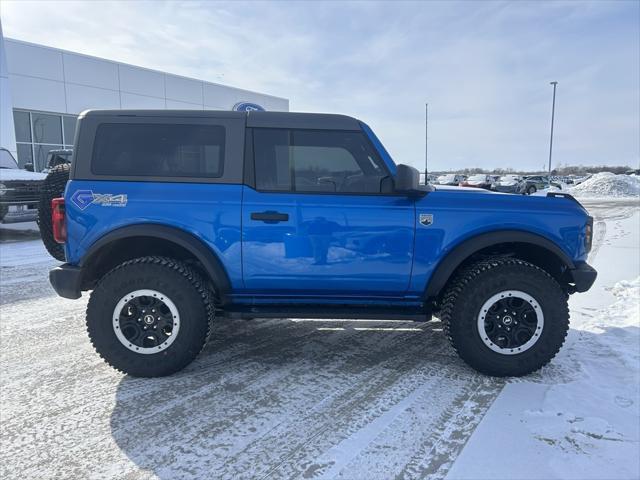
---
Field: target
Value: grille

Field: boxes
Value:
[0,181,42,203]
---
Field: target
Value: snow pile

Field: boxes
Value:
[569,172,640,198]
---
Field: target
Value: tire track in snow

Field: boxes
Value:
[1,242,506,480]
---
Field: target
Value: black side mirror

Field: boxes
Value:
[24,163,34,172]
[395,164,429,196]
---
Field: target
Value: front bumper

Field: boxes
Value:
[567,262,597,293]
[49,264,83,299]
[1,204,38,223]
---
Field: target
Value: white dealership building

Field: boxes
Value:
[0,23,289,171]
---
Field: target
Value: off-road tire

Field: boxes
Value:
[440,257,569,377]
[87,256,215,377]
[526,185,537,195]
[37,163,70,261]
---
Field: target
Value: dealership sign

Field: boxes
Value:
[233,102,266,112]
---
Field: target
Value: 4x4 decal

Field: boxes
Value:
[71,190,128,210]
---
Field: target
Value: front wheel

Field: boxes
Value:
[440,257,569,377]
[526,185,537,195]
[86,256,214,377]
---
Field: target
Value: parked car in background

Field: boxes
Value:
[420,173,439,185]
[522,175,562,195]
[459,174,494,190]
[436,173,465,185]
[43,149,73,173]
[0,148,46,223]
[493,174,525,194]
[572,174,592,185]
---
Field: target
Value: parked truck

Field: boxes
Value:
[0,148,46,223]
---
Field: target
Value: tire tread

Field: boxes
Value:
[86,256,215,376]
[440,256,569,376]
[37,164,70,261]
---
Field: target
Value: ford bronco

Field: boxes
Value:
[48,110,597,377]
[0,148,46,223]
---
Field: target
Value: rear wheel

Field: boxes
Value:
[38,164,70,261]
[440,257,569,377]
[526,185,537,195]
[86,256,214,377]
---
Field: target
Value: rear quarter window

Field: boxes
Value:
[91,123,225,178]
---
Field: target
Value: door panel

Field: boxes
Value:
[241,187,415,296]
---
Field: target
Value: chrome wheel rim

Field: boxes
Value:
[477,290,543,355]
[113,289,180,354]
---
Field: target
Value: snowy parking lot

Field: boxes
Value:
[1,198,638,480]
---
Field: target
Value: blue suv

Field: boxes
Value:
[48,110,596,377]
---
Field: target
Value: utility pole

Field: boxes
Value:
[425,103,428,182]
[548,81,558,175]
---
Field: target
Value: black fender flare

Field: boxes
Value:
[81,224,232,302]
[424,230,575,299]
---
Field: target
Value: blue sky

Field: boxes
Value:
[2,0,638,171]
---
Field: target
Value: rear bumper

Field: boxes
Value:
[567,262,597,293]
[49,264,83,299]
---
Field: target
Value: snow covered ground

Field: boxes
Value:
[447,198,640,480]
[0,198,638,480]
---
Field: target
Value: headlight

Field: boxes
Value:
[585,217,593,253]
[0,183,6,196]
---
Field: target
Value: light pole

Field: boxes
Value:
[425,103,428,182]
[548,81,558,175]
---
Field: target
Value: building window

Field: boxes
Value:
[63,116,77,144]
[31,112,63,144]
[13,111,31,143]
[16,144,33,166]
[13,109,77,171]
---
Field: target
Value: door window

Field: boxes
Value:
[253,129,389,193]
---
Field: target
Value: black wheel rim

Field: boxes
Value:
[113,290,180,353]
[477,290,544,355]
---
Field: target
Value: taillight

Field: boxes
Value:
[51,197,67,243]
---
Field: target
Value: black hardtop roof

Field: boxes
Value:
[80,109,362,131]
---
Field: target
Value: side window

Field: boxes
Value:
[92,123,225,178]
[253,129,389,193]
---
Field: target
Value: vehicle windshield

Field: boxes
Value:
[438,174,456,181]
[500,175,519,182]
[0,148,19,169]
[468,174,486,181]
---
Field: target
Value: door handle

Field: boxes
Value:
[251,211,289,223]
